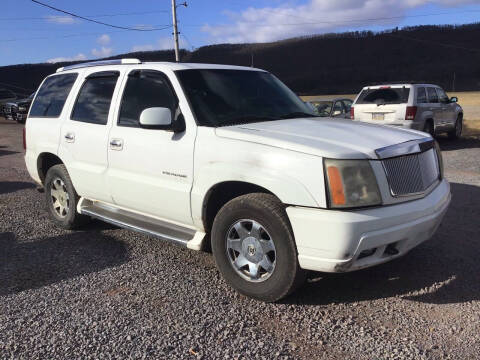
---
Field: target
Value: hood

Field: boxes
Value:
[215,118,428,159]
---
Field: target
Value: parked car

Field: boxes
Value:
[307,98,353,118]
[25,59,451,302]
[351,84,463,139]
[3,102,16,121]
[0,89,17,116]
[11,93,34,123]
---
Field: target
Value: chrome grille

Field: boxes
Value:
[382,149,439,196]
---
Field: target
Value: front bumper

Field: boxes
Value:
[287,179,451,273]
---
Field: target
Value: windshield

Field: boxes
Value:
[175,69,315,127]
[356,88,410,105]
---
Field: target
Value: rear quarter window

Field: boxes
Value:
[356,88,410,105]
[30,73,78,117]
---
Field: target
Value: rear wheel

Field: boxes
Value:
[44,164,90,229]
[423,121,435,137]
[211,193,306,302]
[448,115,462,140]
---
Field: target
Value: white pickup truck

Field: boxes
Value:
[24,59,451,302]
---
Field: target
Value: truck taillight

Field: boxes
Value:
[23,127,26,150]
[405,106,417,120]
[350,107,355,120]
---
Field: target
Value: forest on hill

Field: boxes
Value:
[1,23,480,97]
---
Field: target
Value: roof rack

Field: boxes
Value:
[56,58,141,73]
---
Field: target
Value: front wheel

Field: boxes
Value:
[211,193,306,302]
[44,164,90,229]
[448,115,462,140]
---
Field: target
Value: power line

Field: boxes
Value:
[0,26,172,43]
[0,9,170,21]
[30,0,168,31]
[187,9,480,28]
[181,33,196,50]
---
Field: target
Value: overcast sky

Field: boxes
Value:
[1,0,480,66]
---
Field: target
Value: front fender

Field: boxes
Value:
[190,161,320,229]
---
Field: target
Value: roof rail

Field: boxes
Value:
[56,58,141,73]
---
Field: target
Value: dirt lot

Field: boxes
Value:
[1,117,480,359]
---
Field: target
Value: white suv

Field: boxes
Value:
[351,84,463,139]
[24,59,451,302]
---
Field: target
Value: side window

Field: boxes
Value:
[29,73,78,117]
[342,100,352,112]
[332,101,344,116]
[436,88,449,103]
[118,70,177,127]
[427,87,438,103]
[71,71,119,125]
[416,87,427,103]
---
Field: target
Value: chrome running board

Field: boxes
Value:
[79,199,196,247]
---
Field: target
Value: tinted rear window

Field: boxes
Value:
[356,88,410,105]
[71,73,118,125]
[30,73,78,117]
[417,87,427,103]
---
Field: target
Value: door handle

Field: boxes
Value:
[110,138,124,150]
[64,132,75,142]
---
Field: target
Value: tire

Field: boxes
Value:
[447,115,462,140]
[211,193,306,302]
[44,164,89,229]
[423,121,435,137]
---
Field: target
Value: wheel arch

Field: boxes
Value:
[37,152,65,185]
[202,181,276,234]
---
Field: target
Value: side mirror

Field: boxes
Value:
[450,97,458,103]
[139,107,172,128]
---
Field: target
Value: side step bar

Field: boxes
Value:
[79,199,198,248]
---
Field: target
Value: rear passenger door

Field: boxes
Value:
[436,87,456,128]
[426,87,442,130]
[106,69,195,225]
[58,70,122,202]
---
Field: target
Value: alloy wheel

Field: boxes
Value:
[226,219,276,282]
[50,177,70,218]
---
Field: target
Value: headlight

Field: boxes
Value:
[434,141,444,179]
[324,159,382,209]
[18,106,27,111]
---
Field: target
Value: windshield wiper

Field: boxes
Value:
[279,111,317,119]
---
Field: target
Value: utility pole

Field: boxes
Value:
[171,0,180,62]
[171,1,187,62]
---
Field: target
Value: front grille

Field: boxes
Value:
[382,149,439,196]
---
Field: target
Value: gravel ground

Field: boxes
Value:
[1,117,479,359]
